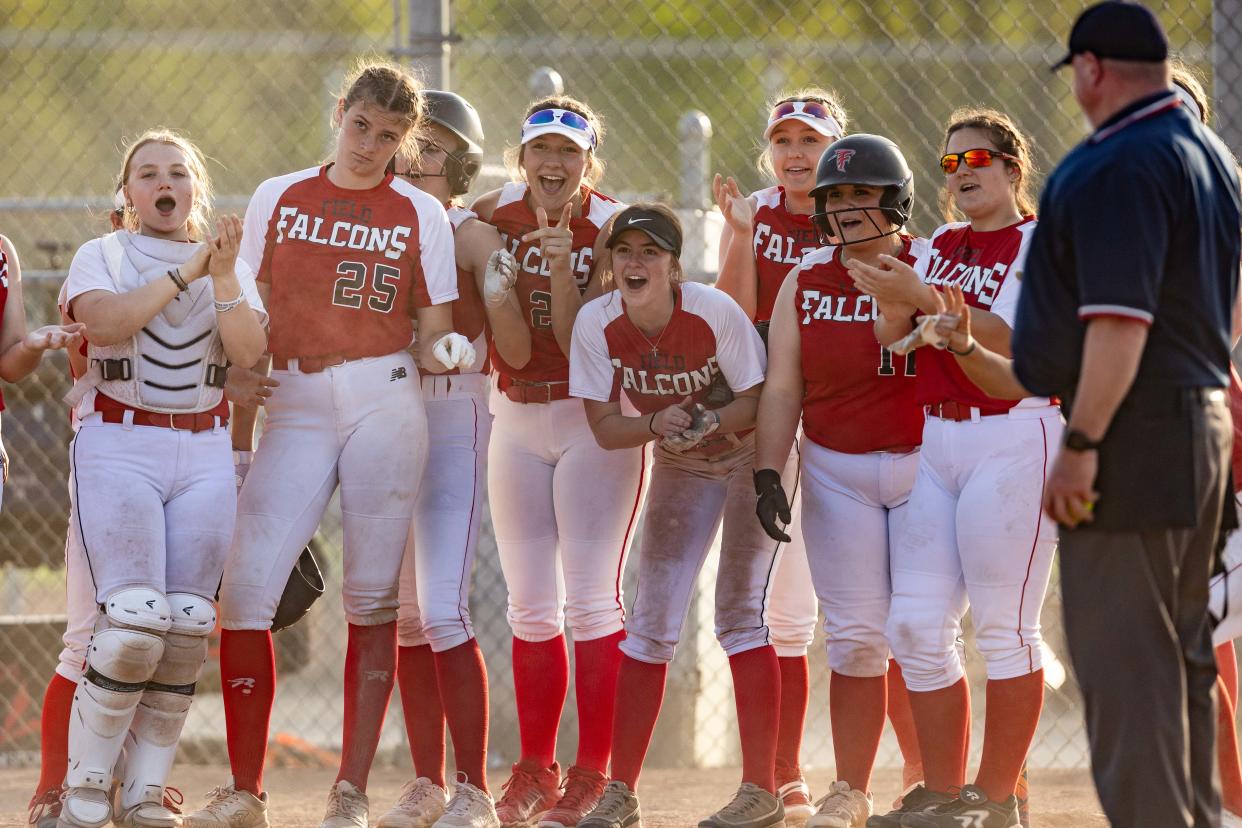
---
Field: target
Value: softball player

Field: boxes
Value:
[57,128,267,828]
[849,110,1057,828]
[714,93,923,816]
[0,235,84,510]
[753,134,927,828]
[183,62,467,828]
[570,204,785,828]
[375,90,526,828]
[471,97,644,828]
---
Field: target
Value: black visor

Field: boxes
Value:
[606,206,682,258]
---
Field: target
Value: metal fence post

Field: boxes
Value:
[404,0,452,89]
[1213,0,1242,155]
[678,110,712,210]
[529,66,565,99]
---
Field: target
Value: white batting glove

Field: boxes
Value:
[432,332,476,371]
[233,450,252,493]
[889,314,957,355]
[483,249,518,308]
[661,405,720,453]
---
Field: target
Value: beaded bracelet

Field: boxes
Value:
[167,268,188,292]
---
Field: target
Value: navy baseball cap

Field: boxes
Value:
[1052,1,1169,70]
[606,206,683,258]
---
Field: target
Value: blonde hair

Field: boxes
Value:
[504,95,606,187]
[335,58,425,168]
[939,107,1038,223]
[601,202,684,290]
[1170,58,1210,124]
[118,128,213,239]
[756,87,850,182]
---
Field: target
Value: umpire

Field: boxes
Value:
[1012,2,1241,826]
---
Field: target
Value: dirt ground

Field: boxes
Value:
[0,765,1105,828]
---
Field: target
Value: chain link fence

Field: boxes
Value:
[0,0,1233,779]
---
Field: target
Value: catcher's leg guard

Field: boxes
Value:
[117,593,215,823]
[62,589,171,827]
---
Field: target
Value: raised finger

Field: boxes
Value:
[558,203,572,229]
[727,177,742,198]
[536,206,549,230]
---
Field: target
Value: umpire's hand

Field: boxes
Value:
[754,468,792,543]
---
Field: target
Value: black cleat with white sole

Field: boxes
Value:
[898,785,1018,828]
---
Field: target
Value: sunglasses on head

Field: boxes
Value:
[939,148,1018,175]
[522,108,597,147]
[768,100,834,122]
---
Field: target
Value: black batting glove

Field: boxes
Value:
[754,467,792,543]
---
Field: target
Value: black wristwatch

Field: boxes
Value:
[1063,428,1104,452]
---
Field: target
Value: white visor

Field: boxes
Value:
[764,112,845,141]
[520,123,595,151]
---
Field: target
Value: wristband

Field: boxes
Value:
[214,290,246,314]
[233,450,253,464]
[947,338,977,356]
[648,413,658,435]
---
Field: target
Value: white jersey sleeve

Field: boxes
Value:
[989,220,1038,327]
[682,282,766,392]
[64,238,115,311]
[393,178,458,306]
[239,168,319,277]
[569,294,621,403]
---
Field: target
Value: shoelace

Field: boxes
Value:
[555,771,604,812]
[718,786,765,818]
[28,787,64,824]
[199,786,242,816]
[395,782,442,811]
[327,785,367,817]
[500,769,548,811]
[591,787,633,819]
[813,789,858,815]
[163,787,184,814]
[444,784,488,817]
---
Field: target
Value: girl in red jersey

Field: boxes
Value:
[848,109,1059,828]
[186,62,467,828]
[375,90,529,828]
[569,204,786,828]
[471,97,644,828]
[715,91,924,817]
[713,90,842,817]
[0,237,84,510]
[753,134,927,828]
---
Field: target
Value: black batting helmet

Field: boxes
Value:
[423,90,485,196]
[809,134,914,245]
[271,543,325,633]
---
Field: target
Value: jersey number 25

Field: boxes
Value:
[333,261,399,313]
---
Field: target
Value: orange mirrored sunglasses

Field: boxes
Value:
[940,148,1018,174]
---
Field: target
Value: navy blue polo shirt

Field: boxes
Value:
[1012,91,1241,398]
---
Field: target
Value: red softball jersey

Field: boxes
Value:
[488,182,623,385]
[0,243,7,411]
[797,237,928,453]
[432,205,489,376]
[570,281,766,457]
[751,185,818,323]
[914,217,1047,410]
[239,165,457,361]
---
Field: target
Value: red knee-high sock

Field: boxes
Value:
[434,639,490,792]
[1218,676,1242,815]
[34,672,76,795]
[337,622,398,791]
[610,656,668,791]
[512,635,569,767]
[221,629,276,796]
[829,673,887,793]
[573,630,625,773]
[974,671,1043,802]
[397,644,446,787]
[776,655,810,772]
[886,660,924,785]
[907,677,970,795]
[730,646,781,793]
[1220,641,1239,710]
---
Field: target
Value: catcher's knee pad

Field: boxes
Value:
[120,594,213,810]
[885,608,964,692]
[68,588,171,791]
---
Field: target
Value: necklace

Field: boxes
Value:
[635,323,669,358]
